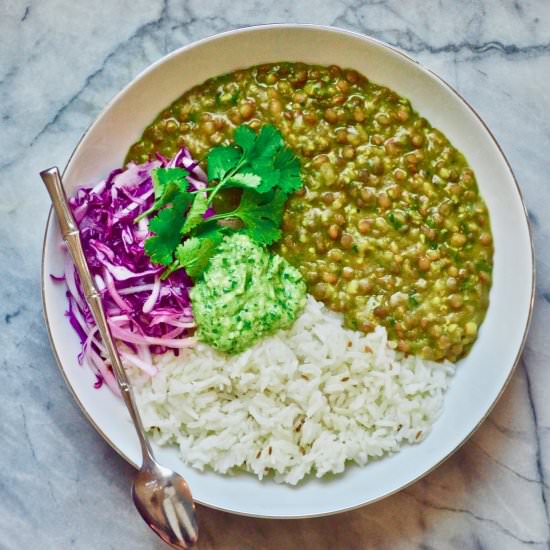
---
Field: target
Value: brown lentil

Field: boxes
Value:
[126,62,493,362]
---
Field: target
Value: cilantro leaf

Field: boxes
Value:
[135,167,189,222]
[175,228,226,279]
[234,125,256,156]
[252,124,283,160]
[152,167,189,198]
[206,124,302,199]
[273,147,302,194]
[144,195,191,265]
[181,192,208,235]
[207,146,241,181]
[230,189,287,245]
[225,172,262,190]
[246,156,280,192]
[240,125,300,195]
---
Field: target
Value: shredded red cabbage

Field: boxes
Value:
[58,148,205,394]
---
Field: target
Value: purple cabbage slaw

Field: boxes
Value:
[56,148,207,394]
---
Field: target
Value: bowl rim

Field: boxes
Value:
[40,23,536,518]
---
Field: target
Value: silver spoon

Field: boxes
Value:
[40,167,199,549]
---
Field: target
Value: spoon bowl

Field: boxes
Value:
[133,458,198,549]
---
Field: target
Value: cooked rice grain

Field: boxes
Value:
[130,296,454,485]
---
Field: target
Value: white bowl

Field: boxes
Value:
[41,24,534,518]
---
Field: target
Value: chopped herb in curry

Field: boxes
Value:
[126,62,493,362]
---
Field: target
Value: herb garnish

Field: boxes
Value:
[142,124,302,278]
[135,167,190,223]
[408,293,419,308]
[205,190,287,246]
[174,228,227,280]
[143,194,193,265]
[475,259,492,273]
[387,211,403,230]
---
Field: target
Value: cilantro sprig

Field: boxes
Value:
[205,189,287,246]
[143,194,193,265]
[142,124,302,279]
[135,167,190,223]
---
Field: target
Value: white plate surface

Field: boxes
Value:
[42,25,534,518]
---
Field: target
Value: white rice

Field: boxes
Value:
[130,295,454,485]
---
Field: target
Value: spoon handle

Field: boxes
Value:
[40,167,153,462]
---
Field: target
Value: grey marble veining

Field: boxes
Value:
[1,0,549,548]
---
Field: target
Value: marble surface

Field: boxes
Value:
[1,0,549,548]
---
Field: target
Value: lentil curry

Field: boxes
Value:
[126,62,493,362]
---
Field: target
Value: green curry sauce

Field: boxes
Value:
[126,62,493,362]
[190,234,306,354]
